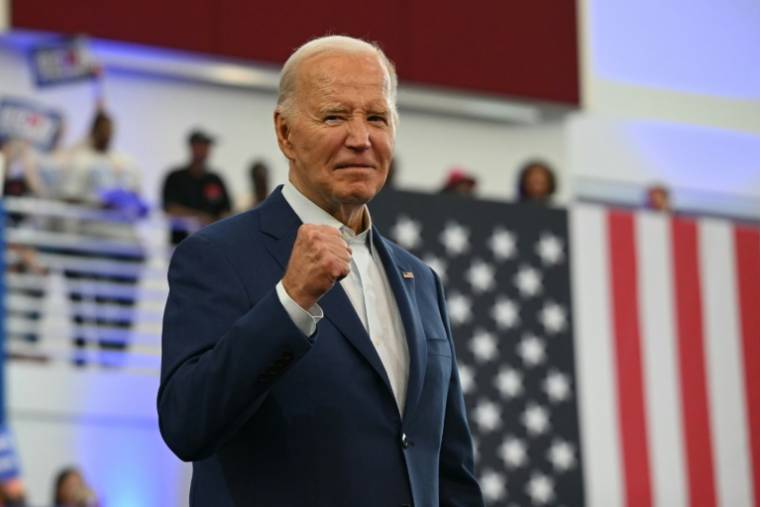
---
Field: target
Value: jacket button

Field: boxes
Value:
[401,433,409,449]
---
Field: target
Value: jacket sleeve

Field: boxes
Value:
[157,232,313,461]
[433,271,486,507]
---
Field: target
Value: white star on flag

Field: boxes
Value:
[514,264,542,298]
[390,216,422,250]
[473,399,502,433]
[470,329,498,363]
[518,334,546,367]
[499,436,528,469]
[466,259,496,293]
[494,366,523,398]
[526,472,555,505]
[423,254,447,283]
[440,221,470,256]
[491,296,520,329]
[536,232,564,265]
[544,370,571,402]
[447,292,472,326]
[480,469,507,503]
[458,363,475,394]
[547,439,577,472]
[539,301,567,334]
[488,227,516,261]
[522,403,550,436]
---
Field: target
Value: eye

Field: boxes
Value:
[368,115,388,125]
[324,115,344,125]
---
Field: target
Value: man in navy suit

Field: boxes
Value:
[158,35,484,507]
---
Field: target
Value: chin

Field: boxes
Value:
[336,181,383,204]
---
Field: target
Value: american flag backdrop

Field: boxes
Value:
[370,190,760,507]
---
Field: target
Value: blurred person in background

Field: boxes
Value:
[57,110,144,212]
[439,166,477,196]
[248,159,270,208]
[52,467,99,507]
[1,139,48,275]
[161,129,232,245]
[645,183,672,212]
[0,478,25,507]
[0,424,26,507]
[516,159,556,203]
[2,139,51,355]
[1,139,46,200]
[53,108,147,367]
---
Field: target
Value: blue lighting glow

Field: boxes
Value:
[590,0,760,100]
[75,418,186,507]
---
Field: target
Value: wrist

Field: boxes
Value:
[282,279,316,310]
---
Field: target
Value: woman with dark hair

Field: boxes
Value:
[52,467,98,507]
[516,160,556,203]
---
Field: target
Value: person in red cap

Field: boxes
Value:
[439,167,477,196]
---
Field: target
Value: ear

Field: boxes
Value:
[274,111,295,161]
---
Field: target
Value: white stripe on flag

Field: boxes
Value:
[571,205,624,507]
[636,212,687,507]
[700,219,755,507]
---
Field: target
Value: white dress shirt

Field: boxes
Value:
[276,183,410,414]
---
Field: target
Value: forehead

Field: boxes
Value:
[296,52,390,107]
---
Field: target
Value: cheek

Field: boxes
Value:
[374,134,394,159]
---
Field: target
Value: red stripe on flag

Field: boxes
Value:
[671,218,717,507]
[608,211,652,507]
[734,226,760,506]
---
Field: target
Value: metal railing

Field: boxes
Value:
[2,196,172,375]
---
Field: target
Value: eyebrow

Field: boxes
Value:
[320,106,348,114]
[317,101,390,116]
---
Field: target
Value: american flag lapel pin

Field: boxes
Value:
[402,271,414,280]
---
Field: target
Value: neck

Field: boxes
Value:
[289,179,367,234]
[332,204,366,233]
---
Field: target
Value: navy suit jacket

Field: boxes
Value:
[158,187,484,507]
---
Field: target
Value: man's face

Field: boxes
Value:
[275,51,395,213]
[191,142,211,165]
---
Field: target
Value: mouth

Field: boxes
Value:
[334,163,375,170]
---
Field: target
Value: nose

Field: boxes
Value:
[345,117,371,151]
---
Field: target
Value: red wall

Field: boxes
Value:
[11,0,579,104]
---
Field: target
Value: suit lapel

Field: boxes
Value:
[259,187,302,272]
[373,231,427,420]
[319,285,394,395]
[259,187,394,397]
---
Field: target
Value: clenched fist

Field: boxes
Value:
[282,224,352,309]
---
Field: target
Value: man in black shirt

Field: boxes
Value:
[162,129,232,245]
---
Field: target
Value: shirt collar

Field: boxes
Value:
[281,182,374,250]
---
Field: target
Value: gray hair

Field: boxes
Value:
[276,35,398,125]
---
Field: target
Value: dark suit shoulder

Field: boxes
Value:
[195,208,262,247]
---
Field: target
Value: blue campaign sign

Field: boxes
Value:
[0,98,64,152]
[28,36,98,88]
